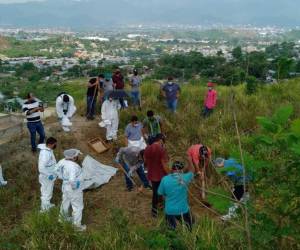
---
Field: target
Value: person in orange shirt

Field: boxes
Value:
[186,144,212,199]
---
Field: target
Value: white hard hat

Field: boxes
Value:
[64,149,82,160]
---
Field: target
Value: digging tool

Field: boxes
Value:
[87,81,99,119]
[114,163,144,193]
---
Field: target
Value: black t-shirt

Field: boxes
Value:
[87,84,98,97]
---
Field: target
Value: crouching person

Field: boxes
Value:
[58,149,86,231]
[115,146,151,192]
[56,93,77,132]
[214,157,250,221]
[158,161,195,230]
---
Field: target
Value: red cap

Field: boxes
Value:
[207,82,214,87]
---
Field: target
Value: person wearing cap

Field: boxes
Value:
[214,157,250,221]
[112,69,126,108]
[56,93,77,132]
[203,82,217,118]
[37,137,57,212]
[58,149,86,231]
[186,144,212,199]
[100,94,120,142]
[130,69,142,109]
[161,76,181,113]
[158,161,195,230]
[125,115,147,150]
[144,133,169,217]
[115,146,151,191]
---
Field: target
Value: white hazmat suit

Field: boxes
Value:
[38,144,57,211]
[57,149,86,231]
[56,94,77,132]
[100,98,119,141]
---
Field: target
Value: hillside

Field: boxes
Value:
[0,79,299,249]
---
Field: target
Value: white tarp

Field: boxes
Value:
[81,155,118,190]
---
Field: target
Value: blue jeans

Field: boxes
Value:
[166,99,178,113]
[131,91,140,107]
[121,163,149,189]
[27,121,45,151]
[202,106,213,118]
[86,95,96,118]
[166,211,193,231]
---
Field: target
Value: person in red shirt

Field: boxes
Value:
[186,144,212,199]
[144,133,169,217]
[112,69,126,108]
[202,82,217,118]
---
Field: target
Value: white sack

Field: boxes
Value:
[81,155,117,190]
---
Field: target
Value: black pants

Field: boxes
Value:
[233,185,244,201]
[166,212,193,231]
[151,181,162,216]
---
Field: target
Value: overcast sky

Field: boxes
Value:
[0,0,44,3]
[0,0,299,28]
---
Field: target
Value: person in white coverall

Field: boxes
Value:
[37,137,57,212]
[58,149,86,231]
[56,93,77,132]
[99,95,119,141]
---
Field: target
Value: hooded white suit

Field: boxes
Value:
[100,99,119,140]
[56,94,77,132]
[38,144,57,211]
[57,158,85,229]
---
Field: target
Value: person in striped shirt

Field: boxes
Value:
[22,93,45,152]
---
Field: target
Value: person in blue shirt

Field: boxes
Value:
[161,76,181,113]
[158,161,195,230]
[214,157,250,221]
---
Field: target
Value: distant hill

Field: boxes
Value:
[0,0,299,29]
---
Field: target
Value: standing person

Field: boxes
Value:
[125,115,147,149]
[100,94,119,142]
[56,93,77,132]
[102,76,114,101]
[98,74,105,104]
[115,146,151,191]
[142,110,162,145]
[161,76,180,113]
[186,144,212,199]
[144,134,169,217]
[59,149,86,231]
[214,157,250,221]
[202,82,217,118]
[112,69,126,108]
[130,69,142,108]
[37,137,58,212]
[22,93,45,152]
[86,77,98,120]
[158,161,195,230]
